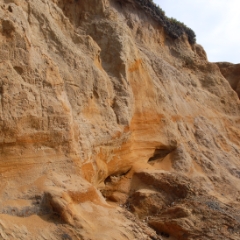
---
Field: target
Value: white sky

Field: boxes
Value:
[153,0,240,63]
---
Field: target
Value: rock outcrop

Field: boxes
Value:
[216,62,240,98]
[0,0,240,239]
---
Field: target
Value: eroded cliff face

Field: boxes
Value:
[216,62,240,98]
[0,0,240,239]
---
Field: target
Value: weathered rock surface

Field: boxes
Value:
[216,62,240,98]
[0,0,240,239]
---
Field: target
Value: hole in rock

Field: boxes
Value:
[160,232,170,238]
[14,66,23,75]
[2,19,15,37]
[101,169,131,204]
[148,148,173,162]
[104,169,130,185]
[8,6,13,12]
[104,175,113,184]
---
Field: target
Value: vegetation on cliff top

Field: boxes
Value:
[134,0,196,44]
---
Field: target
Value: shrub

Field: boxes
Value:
[134,0,196,44]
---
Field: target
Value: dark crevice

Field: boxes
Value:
[14,66,24,75]
[148,148,174,162]
[104,168,131,185]
[160,232,170,238]
[8,6,13,12]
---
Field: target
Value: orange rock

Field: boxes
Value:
[0,0,240,239]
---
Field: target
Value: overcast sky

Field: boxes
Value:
[153,0,240,64]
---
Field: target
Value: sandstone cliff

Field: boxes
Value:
[216,62,240,98]
[0,0,240,239]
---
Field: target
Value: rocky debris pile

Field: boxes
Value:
[127,170,240,240]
